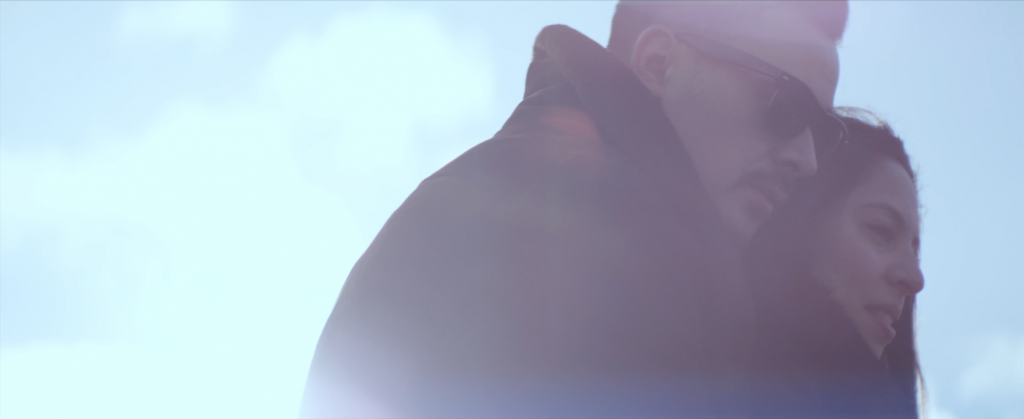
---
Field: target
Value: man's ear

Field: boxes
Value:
[630,26,686,98]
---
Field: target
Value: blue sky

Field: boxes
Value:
[1,2,1021,418]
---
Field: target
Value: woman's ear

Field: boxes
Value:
[630,26,687,98]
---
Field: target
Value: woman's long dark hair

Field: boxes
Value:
[743,108,922,417]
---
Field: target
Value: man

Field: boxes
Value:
[301,1,849,417]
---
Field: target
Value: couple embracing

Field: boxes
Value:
[302,1,924,418]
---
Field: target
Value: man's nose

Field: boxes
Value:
[774,127,818,178]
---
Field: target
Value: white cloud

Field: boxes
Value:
[0,342,309,418]
[957,334,1024,410]
[116,1,236,52]
[262,4,493,184]
[925,404,959,419]
[1,5,492,417]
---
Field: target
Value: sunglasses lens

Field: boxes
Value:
[812,116,847,159]
[765,78,846,160]
[765,87,812,140]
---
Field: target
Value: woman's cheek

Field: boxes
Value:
[832,218,878,305]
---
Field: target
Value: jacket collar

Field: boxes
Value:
[521,24,754,378]
[524,25,722,234]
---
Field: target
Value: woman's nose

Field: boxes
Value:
[887,260,925,296]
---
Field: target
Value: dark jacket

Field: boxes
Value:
[300,25,753,418]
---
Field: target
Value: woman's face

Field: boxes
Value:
[810,159,925,359]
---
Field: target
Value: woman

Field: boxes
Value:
[742,109,925,418]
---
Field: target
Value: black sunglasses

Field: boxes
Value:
[674,32,849,160]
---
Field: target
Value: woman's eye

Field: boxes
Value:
[866,223,895,244]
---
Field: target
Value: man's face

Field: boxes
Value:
[635,14,840,247]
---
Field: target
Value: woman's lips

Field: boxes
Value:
[865,304,899,342]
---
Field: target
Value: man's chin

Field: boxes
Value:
[722,212,760,251]
[716,193,774,250]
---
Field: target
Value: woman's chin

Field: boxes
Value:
[870,343,886,360]
[856,322,892,360]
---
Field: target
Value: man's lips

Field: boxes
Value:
[747,178,790,209]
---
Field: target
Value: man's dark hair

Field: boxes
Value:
[607,1,850,64]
